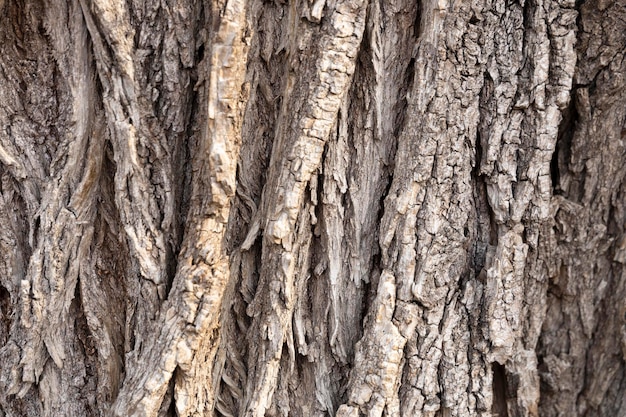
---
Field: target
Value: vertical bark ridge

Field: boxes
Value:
[108,0,249,413]
[538,1,626,415]
[214,0,292,412]
[79,0,174,351]
[126,0,203,294]
[77,0,205,411]
[171,0,249,412]
[337,1,500,416]
[0,24,42,398]
[0,2,56,411]
[338,0,577,415]
[0,2,106,416]
[318,0,416,367]
[477,0,577,415]
[273,0,420,413]
[234,0,367,413]
[80,160,131,411]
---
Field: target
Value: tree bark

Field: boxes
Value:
[0,0,624,416]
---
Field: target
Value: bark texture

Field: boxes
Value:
[0,0,624,416]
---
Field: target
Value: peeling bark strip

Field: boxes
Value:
[1,0,626,416]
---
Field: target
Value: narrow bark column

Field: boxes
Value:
[338,0,577,416]
[318,0,417,369]
[238,0,367,414]
[0,1,105,415]
[80,0,202,411]
[477,0,577,415]
[338,1,495,415]
[213,0,293,414]
[108,0,249,414]
[172,0,250,413]
[539,2,626,416]
[78,0,175,350]
[260,0,420,412]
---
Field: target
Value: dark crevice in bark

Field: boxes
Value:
[245,245,263,307]
[72,281,98,416]
[167,138,192,285]
[196,39,205,63]
[225,1,285,249]
[552,84,580,195]
[0,285,10,346]
[98,141,132,358]
[492,362,510,417]
[30,215,41,252]
[164,70,199,298]
[471,131,497,265]
[549,147,561,195]
[473,126,483,176]
[413,0,422,38]
[393,56,415,141]
[160,373,177,417]
[360,253,377,335]
[164,244,178,300]
[370,169,393,314]
[435,357,450,417]
[520,0,532,62]
[215,267,251,417]
[9,185,32,265]
[474,161,498,248]
[178,90,196,231]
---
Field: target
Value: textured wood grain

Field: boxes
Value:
[0,0,625,416]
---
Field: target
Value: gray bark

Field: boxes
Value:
[0,0,624,416]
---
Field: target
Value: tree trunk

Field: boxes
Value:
[0,0,625,416]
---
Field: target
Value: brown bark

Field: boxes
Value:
[0,0,624,416]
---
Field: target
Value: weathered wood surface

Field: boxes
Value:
[0,0,624,416]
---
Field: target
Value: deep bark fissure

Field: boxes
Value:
[0,285,10,347]
[491,362,509,417]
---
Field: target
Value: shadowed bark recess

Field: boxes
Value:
[0,0,625,416]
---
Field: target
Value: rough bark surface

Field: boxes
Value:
[0,0,624,416]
